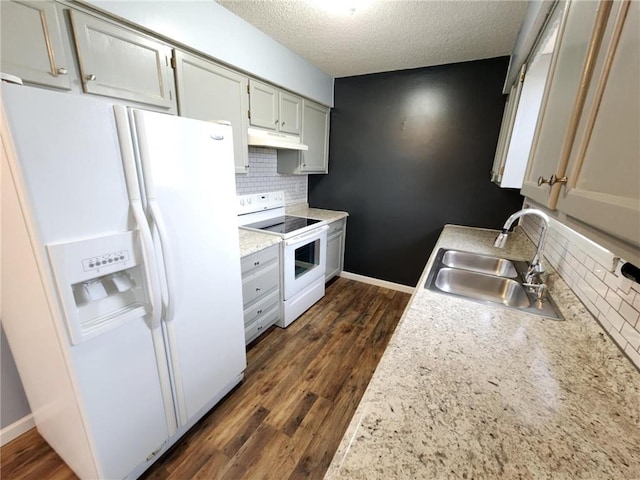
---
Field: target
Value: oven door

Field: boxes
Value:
[283,225,328,300]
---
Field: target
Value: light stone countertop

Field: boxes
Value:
[286,204,349,223]
[325,224,640,479]
[238,228,281,258]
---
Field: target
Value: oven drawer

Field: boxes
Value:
[241,244,279,275]
[243,289,280,327]
[242,260,279,306]
[244,304,279,345]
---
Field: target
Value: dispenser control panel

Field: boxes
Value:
[82,250,130,272]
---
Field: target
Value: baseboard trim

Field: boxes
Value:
[339,271,415,294]
[0,414,35,446]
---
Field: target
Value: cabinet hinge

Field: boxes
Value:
[248,109,251,119]
[247,84,250,94]
[170,56,177,69]
[519,63,526,83]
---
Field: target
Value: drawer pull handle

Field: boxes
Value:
[256,287,261,291]
[538,174,568,187]
[257,309,263,314]
[254,261,260,266]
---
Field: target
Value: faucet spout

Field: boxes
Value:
[493,208,550,283]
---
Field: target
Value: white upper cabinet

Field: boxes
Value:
[491,3,566,189]
[174,50,250,173]
[278,91,302,135]
[505,0,639,262]
[299,100,329,173]
[69,10,176,112]
[555,0,639,249]
[0,0,72,89]
[248,80,278,130]
[277,99,330,174]
[249,79,302,135]
[520,0,602,204]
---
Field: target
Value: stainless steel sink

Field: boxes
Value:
[435,268,530,307]
[441,250,518,278]
[425,248,563,320]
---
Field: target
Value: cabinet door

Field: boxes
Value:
[174,51,249,173]
[498,17,558,190]
[279,91,302,135]
[69,10,176,112]
[326,232,343,282]
[491,81,522,185]
[249,79,278,130]
[325,219,345,282]
[556,0,640,249]
[0,0,71,89]
[300,100,330,173]
[521,0,601,205]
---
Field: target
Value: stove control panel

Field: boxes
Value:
[238,191,285,215]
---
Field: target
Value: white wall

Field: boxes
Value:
[82,0,335,106]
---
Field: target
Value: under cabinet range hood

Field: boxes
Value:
[247,127,308,150]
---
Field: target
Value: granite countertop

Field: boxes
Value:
[286,204,349,223]
[325,225,640,479]
[238,228,281,258]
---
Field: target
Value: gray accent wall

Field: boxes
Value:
[309,57,525,287]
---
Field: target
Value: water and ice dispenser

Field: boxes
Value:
[47,232,151,345]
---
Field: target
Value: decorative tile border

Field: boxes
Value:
[235,147,307,205]
[520,215,640,369]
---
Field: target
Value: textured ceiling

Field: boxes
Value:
[216,0,527,78]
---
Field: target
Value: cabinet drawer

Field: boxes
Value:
[244,289,279,326]
[241,244,279,274]
[242,261,279,306]
[244,304,279,345]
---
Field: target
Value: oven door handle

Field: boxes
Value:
[285,224,329,247]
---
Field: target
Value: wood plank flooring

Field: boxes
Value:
[0,278,410,480]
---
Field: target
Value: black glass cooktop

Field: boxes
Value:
[245,215,321,234]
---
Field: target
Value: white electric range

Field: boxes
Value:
[238,192,328,327]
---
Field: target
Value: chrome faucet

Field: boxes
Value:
[494,208,550,284]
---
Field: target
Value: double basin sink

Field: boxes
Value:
[425,248,563,320]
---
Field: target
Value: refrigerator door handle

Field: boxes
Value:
[147,198,189,426]
[113,105,164,329]
[148,199,177,324]
[132,201,164,329]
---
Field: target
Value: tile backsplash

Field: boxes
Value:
[235,147,307,205]
[520,214,640,370]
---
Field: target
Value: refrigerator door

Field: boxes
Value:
[129,109,247,425]
[1,84,173,479]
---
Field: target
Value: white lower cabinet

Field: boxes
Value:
[325,218,347,282]
[240,244,281,345]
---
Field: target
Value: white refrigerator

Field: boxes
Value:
[1,83,246,479]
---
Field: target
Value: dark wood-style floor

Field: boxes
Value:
[0,278,410,480]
